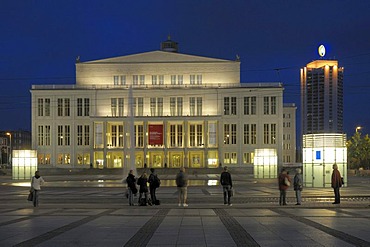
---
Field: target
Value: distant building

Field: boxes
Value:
[0,130,31,164]
[300,60,344,135]
[282,103,297,164]
[31,38,295,169]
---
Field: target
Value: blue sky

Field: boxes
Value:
[1,0,370,136]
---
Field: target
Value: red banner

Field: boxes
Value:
[149,125,163,145]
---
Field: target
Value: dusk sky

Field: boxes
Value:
[1,0,370,137]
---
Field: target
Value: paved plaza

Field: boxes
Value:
[0,171,369,246]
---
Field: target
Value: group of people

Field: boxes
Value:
[126,168,161,206]
[125,166,235,207]
[29,164,343,207]
[278,163,344,205]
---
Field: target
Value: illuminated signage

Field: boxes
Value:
[318,45,326,57]
[148,125,163,145]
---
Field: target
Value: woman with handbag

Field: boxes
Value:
[30,170,45,207]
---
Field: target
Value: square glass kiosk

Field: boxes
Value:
[253,148,277,178]
[12,150,38,180]
[303,134,347,188]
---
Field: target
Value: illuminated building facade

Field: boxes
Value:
[31,39,293,169]
[300,60,344,135]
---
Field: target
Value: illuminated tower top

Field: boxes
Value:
[160,35,178,53]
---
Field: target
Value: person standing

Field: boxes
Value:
[220,166,233,206]
[293,168,303,205]
[176,167,188,207]
[30,170,45,207]
[278,168,291,206]
[148,168,160,205]
[126,170,137,206]
[137,171,149,206]
[331,163,343,204]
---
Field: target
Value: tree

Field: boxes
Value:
[347,132,370,169]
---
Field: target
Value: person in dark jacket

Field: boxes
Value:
[293,168,303,205]
[148,168,159,204]
[176,167,188,207]
[220,166,233,206]
[137,172,149,206]
[331,163,343,204]
[126,170,137,206]
[278,168,291,205]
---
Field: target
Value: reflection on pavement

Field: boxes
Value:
[4,179,220,188]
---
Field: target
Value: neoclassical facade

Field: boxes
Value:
[31,39,294,169]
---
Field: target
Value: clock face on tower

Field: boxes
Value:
[318,45,326,57]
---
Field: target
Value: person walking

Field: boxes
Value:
[293,168,303,205]
[126,170,137,206]
[220,166,233,206]
[331,163,343,204]
[278,168,291,206]
[30,170,45,207]
[148,168,160,205]
[137,171,149,206]
[176,167,188,207]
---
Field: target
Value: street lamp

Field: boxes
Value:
[6,132,11,165]
[356,126,362,133]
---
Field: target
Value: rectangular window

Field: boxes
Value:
[190,97,195,116]
[77,125,83,146]
[38,98,44,117]
[45,125,51,146]
[114,76,119,85]
[188,124,203,147]
[197,75,202,85]
[224,153,230,164]
[171,75,176,85]
[271,124,276,144]
[271,96,276,114]
[58,125,63,146]
[231,152,237,164]
[77,98,83,116]
[118,98,124,116]
[244,124,249,145]
[196,124,203,146]
[264,124,269,144]
[243,152,254,164]
[244,97,249,115]
[170,97,176,116]
[178,124,183,147]
[251,97,256,114]
[152,75,157,85]
[136,97,144,116]
[251,124,256,144]
[64,98,70,117]
[84,125,90,146]
[196,97,202,116]
[264,97,269,115]
[38,125,43,145]
[177,97,183,116]
[157,97,163,116]
[224,97,230,115]
[139,75,145,85]
[120,75,126,85]
[231,124,237,144]
[57,98,63,116]
[231,97,237,115]
[150,98,156,116]
[45,98,50,116]
[224,124,230,144]
[64,125,70,146]
[111,98,117,117]
[118,125,123,147]
[159,75,164,85]
[208,122,217,146]
[190,125,195,146]
[178,75,183,85]
[133,75,138,85]
[190,75,195,85]
[84,98,89,116]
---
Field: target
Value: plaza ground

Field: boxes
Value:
[0,169,369,246]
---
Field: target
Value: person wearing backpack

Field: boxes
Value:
[30,170,45,207]
[176,167,188,207]
[148,168,160,205]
